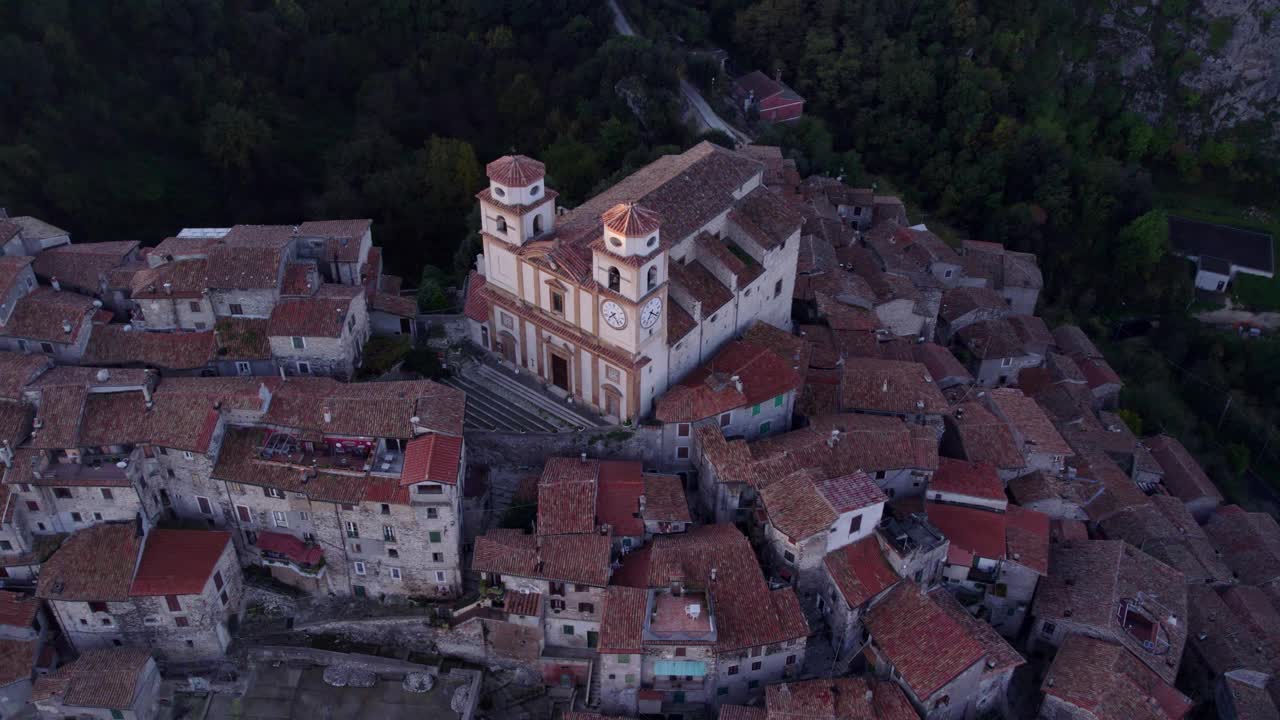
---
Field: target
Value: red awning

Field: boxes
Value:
[257,531,323,565]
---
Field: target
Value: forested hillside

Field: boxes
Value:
[0,0,695,279]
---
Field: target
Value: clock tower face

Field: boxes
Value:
[601,300,627,329]
[640,297,663,329]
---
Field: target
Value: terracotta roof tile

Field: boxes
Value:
[486,155,545,186]
[932,586,1025,672]
[655,340,802,423]
[0,256,33,298]
[939,286,1006,323]
[504,590,542,617]
[369,291,416,317]
[0,637,37,687]
[537,457,600,535]
[926,501,1007,561]
[669,258,733,313]
[596,460,645,537]
[986,388,1072,456]
[37,523,142,602]
[1005,505,1051,574]
[129,529,230,596]
[1077,355,1123,391]
[32,242,138,292]
[1205,505,1280,587]
[1042,634,1192,720]
[267,284,361,338]
[0,287,96,345]
[463,272,490,323]
[930,458,1005,501]
[1219,670,1280,720]
[0,590,40,629]
[599,585,647,652]
[913,343,972,385]
[639,525,807,651]
[763,677,918,720]
[1146,435,1222,504]
[840,358,947,415]
[129,259,209,299]
[0,352,51,400]
[472,529,611,586]
[83,326,214,370]
[1033,540,1188,684]
[728,186,802,251]
[1053,325,1102,359]
[957,318,1028,359]
[866,582,987,699]
[948,402,1025,471]
[28,384,88,449]
[262,376,464,438]
[205,244,284,290]
[400,434,462,486]
[32,647,153,710]
[823,536,899,608]
[1098,497,1230,584]
[296,220,372,264]
[602,202,662,236]
[281,262,319,296]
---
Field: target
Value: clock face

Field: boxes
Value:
[601,300,627,330]
[640,297,663,329]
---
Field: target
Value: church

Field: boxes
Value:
[464,141,801,423]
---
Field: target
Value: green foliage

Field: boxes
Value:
[1116,408,1144,436]
[1114,209,1170,280]
[1208,17,1235,52]
[417,265,450,312]
[403,346,450,380]
[357,336,411,379]
[0,0,691,282]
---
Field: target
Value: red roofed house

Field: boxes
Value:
[820,536,901,668]
[865,582,1024,719]
[0,590,55,718]
[267,284,370,379]
[733,71,805,123]
[466,144,802,424]
[0,286,99,363]
[1040,633,1192,720]
[654,338,803,466]
[927,458,1007,512]
[31,647,161,720]
[1029,540,1188,687]
[598,524,808,715]
[1145,435,1223,522]
[757,469,886,601]
[718,677,918,720]
[37,523,244,661]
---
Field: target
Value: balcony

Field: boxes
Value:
[257,531,326,577]
[256,432,379,474]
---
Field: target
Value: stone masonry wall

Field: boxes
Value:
[465,426,664,469]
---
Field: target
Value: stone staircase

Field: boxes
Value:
[442,362,610,432]
[587,657,604,708]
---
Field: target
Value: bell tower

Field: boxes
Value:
[479,154,556,247]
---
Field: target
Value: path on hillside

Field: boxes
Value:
[605,0,752,145]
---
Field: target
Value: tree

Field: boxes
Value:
[417,265,450,311]
[1114,209,1170,283]
[201,104,271,173]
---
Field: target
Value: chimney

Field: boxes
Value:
[323,405,332,424]
[730,375,742,393]
[881,379,888,392]
[638,494,647,515]
[826,429,840,448]
[710,567,717,582]
[51,277,61,291]
[61,319,72,334]
[580,452,587,463]
[163,281,172,295]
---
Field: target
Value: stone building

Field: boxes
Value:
[0,590,54,718]
[956,241,1042,316]
[654,337,802,468]
[1038,633,1192,720]
[694,413,937,524]
[942,402,1029,481]
[756,469,885,598]
[464,143,801,423]
[35,523,243,661]
[0,287,98,363]
[598,525,809,716]
[819,536,901,669]
[837,358,948,428]
[718,677,919,720]
[1145,434,1223,522]
[0,256,38,327]
[0,216,71,256]
[936,286,1009,343]
[865,582,1024,720]
[31,647,161,720]
[981,388,1072,475]
[266,284,370,378]
[31,241,143,313]
[955,318,1043,387]
[1029,540,1187,688]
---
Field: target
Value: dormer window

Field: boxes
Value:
[493,186,506,198]
[608,267,621,293]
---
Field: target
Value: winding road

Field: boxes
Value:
[605,0,752,146]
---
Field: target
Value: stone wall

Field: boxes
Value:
[284,614,542,672]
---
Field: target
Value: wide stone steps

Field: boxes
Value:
[441,374,561,432]
[471,363,607,429]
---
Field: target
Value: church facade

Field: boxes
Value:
[465,142,801,423]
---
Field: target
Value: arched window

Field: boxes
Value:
[608,267,621,293]
[495,216,507,234]
[647,266,658,291]
[532,214,544,236]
